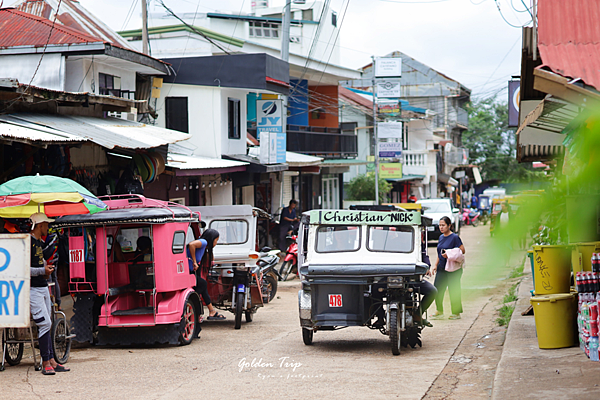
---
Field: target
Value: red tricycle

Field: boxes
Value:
[54,195,203,346]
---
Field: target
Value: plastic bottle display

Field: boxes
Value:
[575,255,600,361]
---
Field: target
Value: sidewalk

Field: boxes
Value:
[491,262,600,399]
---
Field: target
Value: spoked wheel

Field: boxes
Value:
[178,298,197,345]
[52,318,71,364]
[266,273,278,302]
[279,260,294,281]
[390,309,401,356]
[472,219,479,227]
[2,328,23,366]
[234,292,244,330]
[302,328,313,345]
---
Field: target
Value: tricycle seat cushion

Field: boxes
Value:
[306,264,427,277]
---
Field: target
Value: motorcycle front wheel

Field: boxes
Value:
[266,273,278,302]
[279,260,295,281]
[390,308,401,356]
[234,292,244,330]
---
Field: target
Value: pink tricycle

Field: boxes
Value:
[54,195,203,346]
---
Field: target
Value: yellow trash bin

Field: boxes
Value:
[571,242,600,273]
[529,293,578,349]
[532,245,571,295]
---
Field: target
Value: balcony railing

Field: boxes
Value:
[402,150,430,176]
[284,125,357,158]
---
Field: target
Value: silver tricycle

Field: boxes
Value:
[297,208,433,355]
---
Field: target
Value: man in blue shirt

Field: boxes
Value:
[279,199,298,252]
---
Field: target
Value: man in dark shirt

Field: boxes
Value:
[29,212,70,375]
[279,199,298,252]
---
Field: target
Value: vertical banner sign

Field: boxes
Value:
[375,58,402,78]
[0,234,30,328]
[508,80,520,127]
[257,99,285,164]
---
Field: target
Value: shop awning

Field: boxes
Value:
[224,154,288,173]
[516,95,580,136]
[166,153,248,176]
[0,113,190,149]
[284,151,323,167]
[320,159,369,166]
[386,175,425,183]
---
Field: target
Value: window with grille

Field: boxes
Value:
[249,21,280,38]
[99,73,121,97]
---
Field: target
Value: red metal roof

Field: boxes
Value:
[537,0,600,90]
[0,8,104,48]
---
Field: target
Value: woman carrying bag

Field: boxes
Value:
[429,216,466,320]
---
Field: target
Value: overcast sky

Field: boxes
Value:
[80,0,531,101]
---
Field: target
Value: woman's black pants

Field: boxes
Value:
[434,269,463,315]
[195,272,211,305]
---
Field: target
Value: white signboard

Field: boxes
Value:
[378,142,403,158]
[257,99,286,164]
[378,121,403,139]
[376,80,401,98]
[375,58,402,78]
[0,234,30,328]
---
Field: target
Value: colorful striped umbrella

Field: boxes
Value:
[0,174,108,218]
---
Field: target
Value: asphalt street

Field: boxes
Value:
[2,223,514,400]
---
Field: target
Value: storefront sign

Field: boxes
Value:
[378,121,403,139]
[377,99,401,116]
[508,80,520,127]
[0,234,30,328]
[309,209,421,225]
[375,57,402,78]
[378,142,403,158]
[257,99,286,164]
[376,80,401,98]
[379,163,403,179]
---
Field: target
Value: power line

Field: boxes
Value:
[478,35,520,94]
[493,0,531,28]
[120,0,140,31]
[157,0,231,54]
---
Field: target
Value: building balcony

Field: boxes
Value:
[402,150,430,176]
[445,147,469,166]
[285,125,358,159]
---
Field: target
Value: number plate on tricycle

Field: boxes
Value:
[328,294,343,307]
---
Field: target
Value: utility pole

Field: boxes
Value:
[532,0,537,61]
[142,0,148,55]
[281,0,291,62]
[372,56,379,205]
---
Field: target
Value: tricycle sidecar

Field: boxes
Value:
[297,209,432,355]
[54,195,203,346]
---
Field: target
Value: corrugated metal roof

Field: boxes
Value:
[538,0,600,91]
[166,153,248,170]
[248,147,323,167]
[0,113,190,149]
[0,8,104,48]
[0,119,81,143]
[13,0,133,49]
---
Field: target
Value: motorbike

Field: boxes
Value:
[462,208,481,227]
[256,247,281,302]
[478,195,491,225]
[279,234,298,281]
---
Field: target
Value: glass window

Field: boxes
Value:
[173,231,186,254]
[228,98,241,139]
[315,226,361,253]
[368,226,414,253]
[209,220,248,245]
[116,227,151,254]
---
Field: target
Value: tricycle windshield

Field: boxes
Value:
[209,219,248,245]
[315,226,360,253]
[367,226,414,253]
[420,201,450,212]
[117,227,151,255]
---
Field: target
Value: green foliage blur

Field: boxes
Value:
[346,173,392,203]
[462,98,548,183]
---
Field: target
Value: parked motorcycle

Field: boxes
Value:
[257,247,281,302]
[461,208,481,227]
[279,234,298,281]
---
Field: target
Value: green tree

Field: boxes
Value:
[462,98,545,183]
[346,173,392,203]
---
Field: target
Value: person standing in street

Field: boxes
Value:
[279,199,299,252]
[430,216,466,320]
[29,212,70,375]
